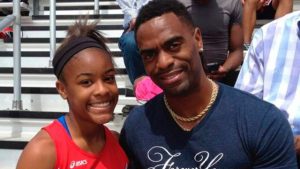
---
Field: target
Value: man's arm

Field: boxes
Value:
[209,23,243,81]
[208,0,243,81]
[242,0,265,44]
[223,23,244,73]
[252,105,298,168]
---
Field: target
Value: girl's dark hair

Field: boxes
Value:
[59,19,110,54]
[53,18,112,81]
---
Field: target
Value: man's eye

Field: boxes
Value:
[169,42,180,51]
[142,51,156,62]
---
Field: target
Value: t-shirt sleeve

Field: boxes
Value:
[230,0,242,24]
[251,105,297,168]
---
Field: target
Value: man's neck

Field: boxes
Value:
[165,78,213,118]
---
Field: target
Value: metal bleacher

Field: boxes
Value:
[1,0,300,168]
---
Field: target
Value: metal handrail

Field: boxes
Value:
[95,0,99,14]
[49,0,56,67]
[0,1,27,110]
[49,0,100,65]
[12,0,22,110]
[0,0,102,110]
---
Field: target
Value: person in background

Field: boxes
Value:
[0,26,13,40]
[120,0,297,168]
[0,0,30,16]
[235,11,300,166]
[16,19,128,169]
[116,0,162,102]
[179,0,244,86]
[242,0,293,48]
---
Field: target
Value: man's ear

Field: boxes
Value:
[56,80,67,100]
[194,27,203,51]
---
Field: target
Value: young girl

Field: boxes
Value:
[16,19,128,169]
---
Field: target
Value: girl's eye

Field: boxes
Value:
[105,75,116,83]
[79,79,92,86]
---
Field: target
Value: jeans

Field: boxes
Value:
[118,30,146,84]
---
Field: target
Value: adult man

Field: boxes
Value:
[179,0,244,86]
[120,0,297,168]
[242,0,293,47]
[235,11,300,160]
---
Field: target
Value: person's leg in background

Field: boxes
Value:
[118,30,147,85]
[119,30,146,113]
[118,30,162,102]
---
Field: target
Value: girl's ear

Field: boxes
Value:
[56,80,67,100]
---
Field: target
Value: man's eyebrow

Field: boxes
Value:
[139,36,184,54]
[162,36,184,49]
[164,36,183,45]
[139,48,156,56]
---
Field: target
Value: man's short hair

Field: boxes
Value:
[134,0,195,34]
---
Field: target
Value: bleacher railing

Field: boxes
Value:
[0,0,101,111]
[0,0,22,110]
[49,0,56,66]
[49,0,101,65]
[94,0,99,14]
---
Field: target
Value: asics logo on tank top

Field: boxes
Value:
[69,160,88,168]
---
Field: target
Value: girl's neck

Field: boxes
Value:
[65,114,106,154]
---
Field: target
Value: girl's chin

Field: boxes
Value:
[94,114,114,124]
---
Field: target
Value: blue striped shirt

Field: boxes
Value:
[235,11,300,135]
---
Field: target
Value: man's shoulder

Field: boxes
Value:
[220,84,276,111]
[220,83,259,99]
[223,84,287,118]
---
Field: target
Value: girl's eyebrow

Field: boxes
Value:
[75,68,116,78]
[105,68,116,74]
